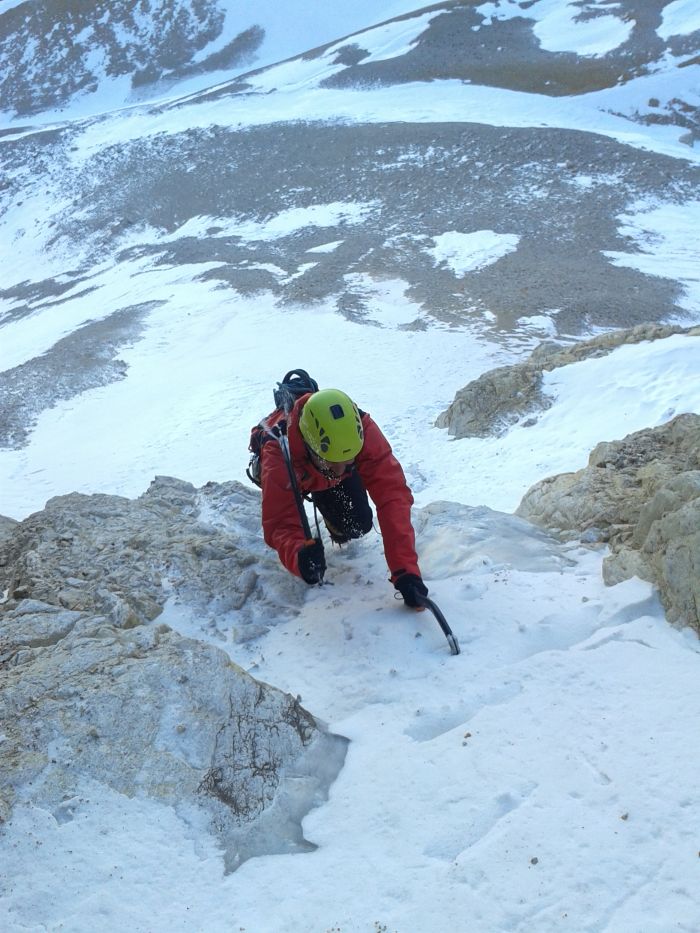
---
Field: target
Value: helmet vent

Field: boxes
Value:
[330,404,344,419]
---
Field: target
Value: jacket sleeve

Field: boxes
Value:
[260,441,306,578]
[356,414,421,581]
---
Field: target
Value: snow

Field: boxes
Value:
[412,333,700,513]
[0,0,31,13]
[476,0,636,56]
[530,1,634,57]
[341,274,427,326]
[159,202,379,244]
[604,199,700,314]
[0,186,93,295]
[1,298,699,933]
[476,0,635,56]
[658,0,700,40]
[239,9,439,94]
[427,230,521,276]
[194,0,429,75]
[64,68,700,166]
[3,530,700,931]
[1,3,700,932]
[346,10,438,64]
[306,239,345,253]
[0,278,496,519]
[0,0,428,122]
[5,4,698,165]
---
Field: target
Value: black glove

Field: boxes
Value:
[393,572,428,608]
[297,538,326,584]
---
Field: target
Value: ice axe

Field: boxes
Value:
[415,593,460,655]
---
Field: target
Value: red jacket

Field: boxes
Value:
[260,394,421,582]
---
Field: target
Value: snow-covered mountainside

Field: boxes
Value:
[0,0,424,118]
[1,1,700,931]
[1,1,699,512]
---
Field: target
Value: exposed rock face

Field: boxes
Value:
[0,477,347,870]
[516,414,700,632]
[0,514,17,554]
[0,475,302,636]
[436,324,700,438]
[0,0,261,117]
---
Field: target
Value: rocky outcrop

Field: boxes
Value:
[0,514,17,555]
[436,324,700,438]
[0,0,260,117]
[0,474,302,637]
[0,477,347,870]
[516,414,700,632]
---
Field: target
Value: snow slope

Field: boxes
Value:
[1,2,700,931]
[0,0,425,121]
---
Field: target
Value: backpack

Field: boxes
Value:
[246,369,319,488]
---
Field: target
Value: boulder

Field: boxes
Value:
[516,414,700,632]
[435,363,544,438]
[0,475,303,638]
[437,323,700,438]
[0,477,347,869]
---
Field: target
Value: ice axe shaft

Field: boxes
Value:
[415,594,460,655]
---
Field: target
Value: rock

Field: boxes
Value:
[0,601,347,868]
[434,364,544,437]
[0,475,303,637]
[0,514,18,565]
[0,477,348,867]
[437,324,700,438]
[641,479,700,625]
[516,414,700,632]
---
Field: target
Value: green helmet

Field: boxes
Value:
[299,388,364,461]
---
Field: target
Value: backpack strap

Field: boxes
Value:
[247,415,287,486]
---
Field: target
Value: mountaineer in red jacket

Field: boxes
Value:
[256,381,428,609]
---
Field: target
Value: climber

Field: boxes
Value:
[251,375,428,609]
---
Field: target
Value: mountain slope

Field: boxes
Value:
[1,2,700,931]
[0,0,426,119]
